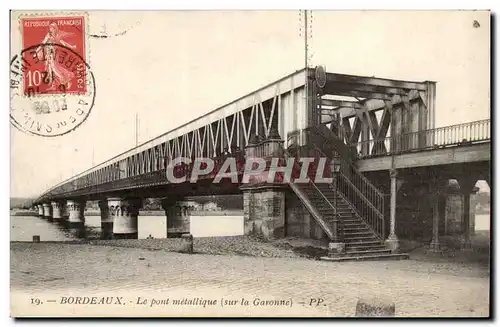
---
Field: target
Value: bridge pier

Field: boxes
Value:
[37,205,44,217]
[429,178,447,251]
[161,198,191,238]
[67,199,86,237]
[109,198,141,239]
[42,203,52,222]
[51,201,64,224]
[242,187,286,240]
[62,202,69,225]
[98,199,114,240]
[240,133,286,240]
[458,177,478,250]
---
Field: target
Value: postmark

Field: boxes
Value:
[10,14,95,137]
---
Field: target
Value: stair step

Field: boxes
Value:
[342,225,366,229]
[344,249,392,256]
[314,205,336,209]
[343,226,370,231]
[343,231,374,236]
[320,253,409,262]
[312,202,332,206]
[345,240,382,246]
[340,221,365,225]
[343,230,371,235]
[309,200,351,205]
[315,209,336,214]
[341,220,364,225]
[342,224,366,229]
[345,236,379,242]
[346,245,387,252]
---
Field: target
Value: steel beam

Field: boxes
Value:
[325,72,428,92]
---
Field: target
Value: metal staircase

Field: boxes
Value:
[285,123,409,261]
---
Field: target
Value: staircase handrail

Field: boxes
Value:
[282,146,339,241]
[309,126,386,239]
[311,144,385,217]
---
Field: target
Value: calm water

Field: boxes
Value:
[10,214,244,241]
[10,215,167,242]
[13,213,484,242]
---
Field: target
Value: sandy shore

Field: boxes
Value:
[10,240,490,317]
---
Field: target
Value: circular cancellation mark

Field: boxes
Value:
[10,43,96,137]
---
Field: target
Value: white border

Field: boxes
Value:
[4,1,498,326]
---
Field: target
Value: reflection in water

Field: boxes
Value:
[10,215,167,242]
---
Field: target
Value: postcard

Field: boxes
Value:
[10,10,491,318]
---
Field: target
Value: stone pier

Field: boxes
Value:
[241,130,286,240]
[42,203,52,222]
[161,198,191,238]
[108,198,142,239]
[243,187,286,239]
[98,199,114,240]
[37,205,44,217]
[67,199,86,237]
[51,201,64,224]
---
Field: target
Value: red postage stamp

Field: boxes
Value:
[21,15,87,96]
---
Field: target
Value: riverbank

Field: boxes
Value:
[10,233,491,273]
[10,241,490,317]
[10,210,37,216]
[11,236,313,259]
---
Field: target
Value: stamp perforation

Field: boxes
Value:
[10,11,96,137]
[15,11,92,99]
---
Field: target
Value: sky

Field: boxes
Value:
[9,10,491,197]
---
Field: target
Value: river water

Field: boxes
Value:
[10,215,167,241]
[11,213,488,242]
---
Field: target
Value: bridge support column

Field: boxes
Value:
[161,199,191,238]
[385,169,400,253]
[67,199,86,237]
[109,198,141,239]
[42,203,52,222]
[242,187,286,240]
[61,202,69,225]
[98,199,113,240]
[51,201,64,224]
[458,177,477,250]
[458,176,477,250]
[37,205,44,217]
[429,178,447,252]
[241,132,286,240]
[469,188,479,237]
[462,192,472,249]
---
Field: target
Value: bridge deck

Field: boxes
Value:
[357,142,490,172]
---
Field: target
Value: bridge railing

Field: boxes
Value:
[355,119,490,159]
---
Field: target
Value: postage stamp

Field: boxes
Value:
[10,13,95,137]
[21,15,87,95]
